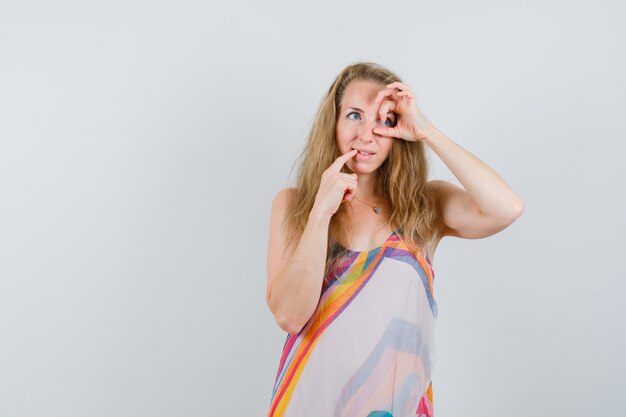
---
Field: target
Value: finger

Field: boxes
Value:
[339,173,358,183]
[388,83,417,104]
[378,99,397,124]
[342,190,354,202]
[372,126,399,138]
[397,90,416,101]
[342,178,358,201]
[397,90,414,98]
[374,87,402,104]
[374,88,400,104]
[386,81,413,92]
[329,149,358,172]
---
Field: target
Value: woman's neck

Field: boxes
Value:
[353,171,379,201]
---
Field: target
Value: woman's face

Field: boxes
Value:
[336,79,396,175]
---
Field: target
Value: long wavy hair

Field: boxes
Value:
[284,62,440,274]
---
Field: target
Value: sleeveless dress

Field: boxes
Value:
[266,228,438,417]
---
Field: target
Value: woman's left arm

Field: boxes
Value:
[373,81,524,239]
[423,127,525,239]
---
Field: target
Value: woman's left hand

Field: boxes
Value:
[372,81,436,143]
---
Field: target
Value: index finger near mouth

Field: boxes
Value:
[330,149,358,171]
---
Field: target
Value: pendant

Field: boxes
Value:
[373,206,381,214]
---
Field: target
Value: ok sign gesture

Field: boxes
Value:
[372,82,437,143]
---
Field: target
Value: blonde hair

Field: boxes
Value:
[284,62,440,273]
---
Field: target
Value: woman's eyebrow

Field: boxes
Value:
[345,106,394,115]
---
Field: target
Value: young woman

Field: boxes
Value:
[265,62,523,417]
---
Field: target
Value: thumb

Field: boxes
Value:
[373,126,395,138]
[343,190,354,202]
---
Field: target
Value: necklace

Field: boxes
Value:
[352,195,382,214]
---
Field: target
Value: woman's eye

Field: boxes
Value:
[384,117,397,127]
[347,112,361,121]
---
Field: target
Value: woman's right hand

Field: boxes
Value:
[311,149,359,218]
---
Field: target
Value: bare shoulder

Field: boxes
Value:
[266,187,299,302]
[423,180,449,264]
[269,186,298,250]
[426,179,462,237]
[272,187,298,210]
[426,179,448,200]
[270,187,298,233]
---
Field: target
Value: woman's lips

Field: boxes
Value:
[355,150,375,161]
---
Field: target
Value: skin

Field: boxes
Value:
[336,79,396,201]
[334,79,400,250]
[266,78,525,334]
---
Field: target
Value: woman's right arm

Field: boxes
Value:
[266,190,332,334]
[266,149,359,334]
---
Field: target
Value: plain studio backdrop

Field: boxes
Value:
[1,1,624,416]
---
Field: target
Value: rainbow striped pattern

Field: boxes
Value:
[267,229,438,417]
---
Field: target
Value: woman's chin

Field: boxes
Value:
[346,161,380,175]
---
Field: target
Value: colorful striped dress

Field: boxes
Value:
[266,228,438,417]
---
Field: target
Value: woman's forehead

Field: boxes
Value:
[340,80,386,111]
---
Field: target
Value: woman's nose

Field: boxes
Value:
[358,118,383,140]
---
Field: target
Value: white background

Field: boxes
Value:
[1,1,624,416]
